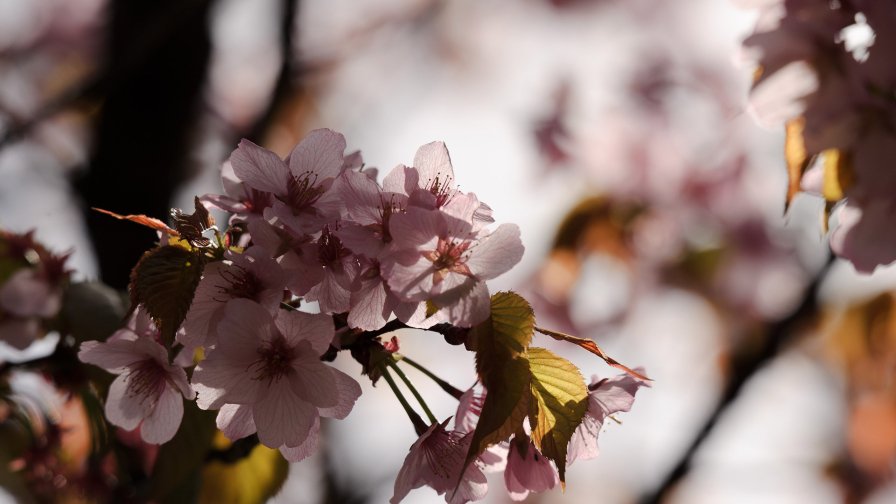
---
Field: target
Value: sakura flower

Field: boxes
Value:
[503,434,558,501]
[191,299,361,453]
[347,259,424,331]
[391,419,488,504]
[181,246,287,349]
[301,225,360,314]
[201,159,274,225]
[332,168,407,260]
[388,142,493,228]
[0,268,63,350]
[382,201,523,326]
[215,364,359,463]
[830,200,896,273]
[78,311,194,444]
[567,370,649,464]
[229,129,347,234]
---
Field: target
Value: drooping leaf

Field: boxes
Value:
[199,432,289,504]
[147,400,217,502]
[92,207,179,237]
[534,326,651,381]
[464,356,530,468]
[527,347,588,485]
[464,291,536,469]
[784,117,810,209]
[129,245,204,345]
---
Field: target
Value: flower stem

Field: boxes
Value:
[380,364,428,435]
[387,359,439,425]
[399,356,465,399]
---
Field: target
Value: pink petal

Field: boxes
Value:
[0,270,59,318]
[253,382,317,448]
[191,354,259,410]
[288,353,340,408]
[332,169,384,224]
[230,139,289,196]
[140,385,184,444]
[436,280,490,328]
[78,339,140,372]
[217,403,257,440]
[274,310,334,356]
[348,277,390,331]
[105,373,145,431]
[317,368,362,419]
[279,416,319,462]
[413,141,454,188]
[465,224,524,280]
[288,128,346,181]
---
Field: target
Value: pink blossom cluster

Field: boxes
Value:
[743,0,896,272]
[78,130,524,464]
[0,231,69,352]
[392,373,648,503]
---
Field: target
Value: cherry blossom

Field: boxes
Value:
[390,419,488,504]
[382,200,523,327]
[191,299,361,452]
[503,434,558,501]
[181,246,288,349]
[78,310,194,444]
[567,370,650,464]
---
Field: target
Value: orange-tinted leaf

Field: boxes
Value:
[821,148,853,202]
[534,326,651,381]
[92,207,178,237]
[527,347,587,485]
[129,245,204,345]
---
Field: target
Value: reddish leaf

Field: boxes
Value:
[92,207,179,237]
[534,326,651,381]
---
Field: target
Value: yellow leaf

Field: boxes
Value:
[463,292,536,472]
[199,433,289,504]
[527,347,588,484]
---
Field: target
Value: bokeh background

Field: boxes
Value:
[1,0,895,502]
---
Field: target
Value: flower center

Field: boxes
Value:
[318,226,351,266]
[283,172,324,215]
[425,174,455,208]
[218,266,262,300]
[127,359,168,406]
[423,239,473,284]
[251,336,296,384]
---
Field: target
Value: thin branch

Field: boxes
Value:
[640,253,834,503]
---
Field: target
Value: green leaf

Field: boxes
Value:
[147,400,217,502]
[469,291,534,366]
[60,281,127,344]
[129,245,204,345]
[527,347,588,485]
[464,356,530,467]
[199,434,289,504]
[464,291,536,469]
